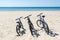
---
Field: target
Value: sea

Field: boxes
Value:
[0,7,60,11]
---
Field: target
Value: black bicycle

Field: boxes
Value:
[24,15,40,37]
[36,13,58,37]
[16,16,26,36]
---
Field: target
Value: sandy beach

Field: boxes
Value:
[0,11,60,40]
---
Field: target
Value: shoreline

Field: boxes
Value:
[0,7,60,11]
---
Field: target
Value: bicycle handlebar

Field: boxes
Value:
[24,14,31,19]
[37,13,43,17]
[16,16,23,20]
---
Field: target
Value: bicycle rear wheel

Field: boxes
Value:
[43,22,50,34]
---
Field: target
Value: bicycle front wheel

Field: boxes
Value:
[16,25,20,36]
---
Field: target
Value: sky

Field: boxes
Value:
[0,0,60,7]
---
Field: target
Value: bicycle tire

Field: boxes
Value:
[16,25,20,36]
[41,21,50,34]
[36,20,43,30]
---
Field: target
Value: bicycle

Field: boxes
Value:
[24,15,40,37]
[16,16,26,36]
[36,13,58,37]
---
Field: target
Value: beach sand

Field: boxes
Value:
[0,11,60,40]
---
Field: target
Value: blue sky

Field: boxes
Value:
[0,0,60,7]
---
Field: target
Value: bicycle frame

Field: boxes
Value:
[24,15,40,37]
